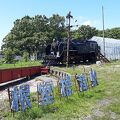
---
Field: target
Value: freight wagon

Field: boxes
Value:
[0,66,49,84]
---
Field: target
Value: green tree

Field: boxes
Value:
[2,14,66,59]
[106,28,120,39]
[4,48,15,63]
[76,25,98,40]
[97,27,120,39]
[49,14,67,41]
[23,51,29,62]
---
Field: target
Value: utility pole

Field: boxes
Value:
[102,6,105,57]
[66,11,73,67]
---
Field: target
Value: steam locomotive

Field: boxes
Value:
[43,39,100,65]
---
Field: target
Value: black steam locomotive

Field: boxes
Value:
[43,39,100,65]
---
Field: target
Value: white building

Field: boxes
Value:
[90,36,120,60]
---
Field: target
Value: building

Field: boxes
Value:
[90,36,120,60]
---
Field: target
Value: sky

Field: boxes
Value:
[0,0,120,48]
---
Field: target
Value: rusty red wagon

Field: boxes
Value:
[0,66,49,84]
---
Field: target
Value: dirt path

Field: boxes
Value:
[84,98,120,120]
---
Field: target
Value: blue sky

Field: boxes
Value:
[0,0,120,48]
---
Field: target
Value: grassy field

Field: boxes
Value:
[1,61,120,120]
[0,61,42,69]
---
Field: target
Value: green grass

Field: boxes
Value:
[1,61,120,120]
[4,89,104,120]
[107,102,120,114]
[0,61,42,69]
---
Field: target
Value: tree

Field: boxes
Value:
[49,14,67,41]
[2,14,67,60]
[76,25,98,40]
[97,27,120,39]
[4,48,15,63]
[23,51,29,62]
[106,28,120,39]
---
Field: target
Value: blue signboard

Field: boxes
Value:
[66,74,71,81]
[59,75,73,97]
[11,87,19,112]
[90,70,98,87]
[11,85,32,112]
[19,85,32,111]
[76,74,88,92]
[37,81,54,106]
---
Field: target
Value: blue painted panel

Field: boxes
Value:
[59,79,66,96]
[37,81,54,106]
[11,87,19,112]
[90,70,98,87]
[19,85,32,111]
[77,74,88,92]
[11,85,31,112]
[59,75,73,97]
[66,74,71,81]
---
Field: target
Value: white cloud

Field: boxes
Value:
[72,16,101,28]
[82,20,101,28]
[83,20,92,26]
[93,20,101,28]
[67,15,101,30]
